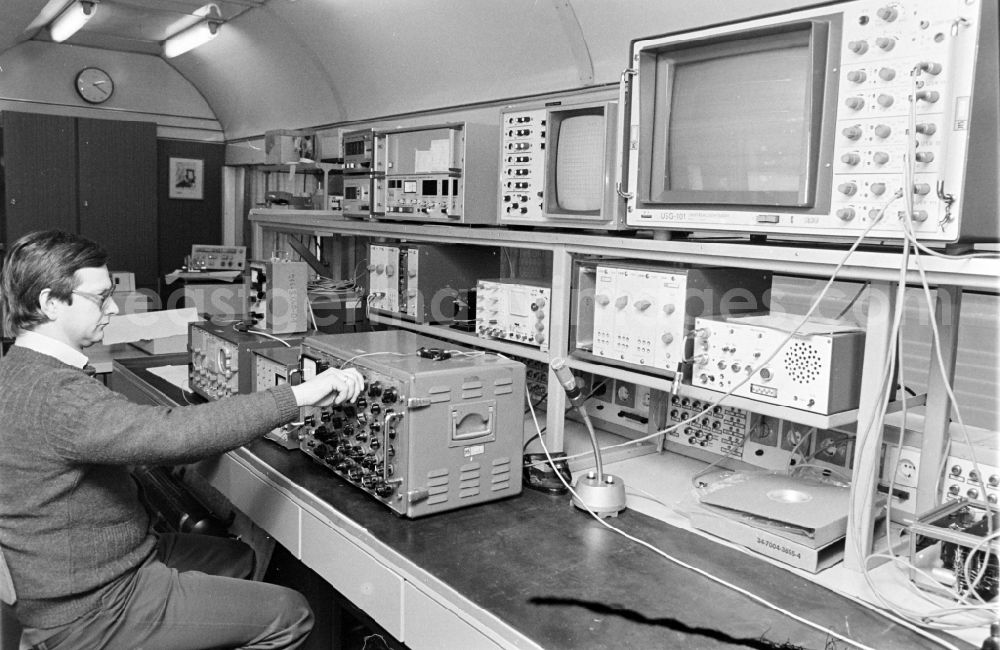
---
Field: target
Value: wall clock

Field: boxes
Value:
[75,67,114,104]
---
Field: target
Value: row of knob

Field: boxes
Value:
[835,207,929,223]
[839,151,934,166]
[478,325,546,344]
[837,181,933,195]
[842,121,936,141]
[845,62,941,86]
[386,201,451,211]
[844,90,939,111]
[306,441,398,498]
[189,375,236,397]
[595,294,678,315]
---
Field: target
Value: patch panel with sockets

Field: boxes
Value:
[662,397,854,472]
[944,458,999,506]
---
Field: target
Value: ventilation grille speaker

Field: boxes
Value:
[784,340,822,384]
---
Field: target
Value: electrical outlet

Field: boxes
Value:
[780,424,814,454]
[613,380,636,408]
[814,429,851,468]
[879,444,922,521]
[752,415,781,447]
[883,444,921,489]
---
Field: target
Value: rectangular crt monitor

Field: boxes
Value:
[625,0,999,243]
[650,27,817,207]
[551,109,606,213]
[640,22,827,207]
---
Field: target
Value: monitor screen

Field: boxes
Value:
[553,111,606,213]
[643,23,825,208]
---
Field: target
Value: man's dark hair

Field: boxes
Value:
[1,230,108,335]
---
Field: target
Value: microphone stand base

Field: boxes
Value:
[571,472,627,518]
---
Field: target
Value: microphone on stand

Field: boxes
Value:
[550,357,626,517]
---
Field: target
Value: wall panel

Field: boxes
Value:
[77,117,158,287]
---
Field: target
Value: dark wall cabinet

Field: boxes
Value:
[78,117,158,287]
[1,112,79,237]
[2,111,158,288]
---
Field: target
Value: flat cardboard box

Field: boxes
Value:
[690,505,845,573]
[130,334,189,355]
[698,473,852,549]
[103,308,200,355]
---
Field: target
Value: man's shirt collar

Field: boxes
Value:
[15,331,90,369]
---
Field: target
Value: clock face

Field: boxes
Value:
[75,67,114,104]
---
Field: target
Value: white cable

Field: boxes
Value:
[238,324,292,347]
[851,68,996,635]
[524,386,885,650]
[306,298,317,332]
[337,351,411,369]
[552,202,896,469]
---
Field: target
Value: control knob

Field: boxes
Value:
[838,182,858,196]
[876,6,898,21]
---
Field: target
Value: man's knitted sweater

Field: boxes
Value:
[0,346,300,628]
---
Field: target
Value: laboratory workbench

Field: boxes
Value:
[110,354,972,650]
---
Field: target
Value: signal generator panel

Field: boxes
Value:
[373,122,499,224]
[475,279,551,350]
[247,260,310,334]
[297,330,526,518]
[574,261,771,376]
[368,243,501,323]
[188,322,301,400]
[693,314,865,415]
[367,244,401,313]
[190,245,246,271]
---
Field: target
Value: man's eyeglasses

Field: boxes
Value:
[72,285,117,312]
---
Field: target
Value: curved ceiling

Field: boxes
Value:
[0,0,815,141]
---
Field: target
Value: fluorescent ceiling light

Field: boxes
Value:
[163,3,222,58]
[49,1,96,43]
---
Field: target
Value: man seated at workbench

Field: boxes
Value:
[0,230,365,650]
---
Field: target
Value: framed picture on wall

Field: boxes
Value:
[169,157,204,200]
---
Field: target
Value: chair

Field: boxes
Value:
[0,546,24,650]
